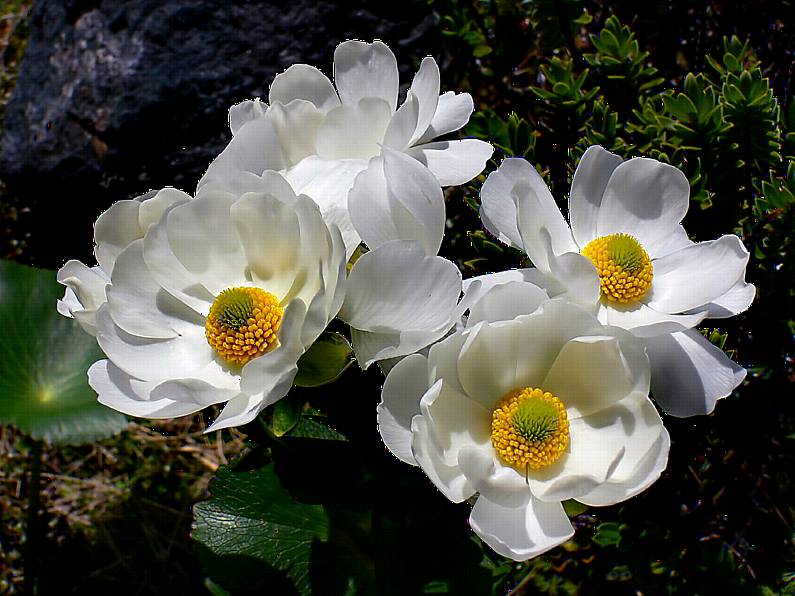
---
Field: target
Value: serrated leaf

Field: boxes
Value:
[0,260,127,445]
[294,332,353,388]
[193,463,329,596]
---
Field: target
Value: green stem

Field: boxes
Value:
[23,440,42,596]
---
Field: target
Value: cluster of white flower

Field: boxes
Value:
[57,41,753,561]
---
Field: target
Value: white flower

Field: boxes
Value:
[338,240,476,369]
[84,172,346,431]
[198,40,494,257]
[378,295,669,561]
[57,188,191,335]
[477,146,753,416]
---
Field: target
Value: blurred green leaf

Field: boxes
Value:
[0,260,127,445]
[272,394,302,437]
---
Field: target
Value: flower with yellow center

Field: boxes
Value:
[581,233,653,303]
[490,387,569,471]
[205,287,284,366]
[82,172,346,432]
[378,297,669,562]
[476,145,754,418]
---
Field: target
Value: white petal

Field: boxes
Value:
[90,360,203,419]
[239,300,307,397]
[407,57,441,145]
[106,240,199,339]
[56,260,109,330]
[539,229,600,307]
[597,157,690,253]
[515,182,579,274]
[141,202,215,315]
[418,91,474,143]
[645,235,750,314]
[644,329,746,417]
[646,224,694,259]
[95,306,215,383]
[411,414,475,502]
[457,301,601,407]
[419,380,491,466]
[350,327,448,370]
[426,331,470,395]
[229,98,267,135]
[601,302,707,337]
[149,377,240,407]
[94,200,144,273]
[165,193,248,296]
[206,393,266,433]
[408,139,493,186]
[230,192,307,302]
[578,427,669,506]
[543,333,649,418]
[479,158,536,250]
[693,278,755,318]
[333,40,399,111]
[340,240,461,332]
[466,281,548,327]
[458,446,530,508]
[527,391,662,502]
[198,117,288,195]
[348,151,445,256]
[569,145,623,247]
[269,64,340,112]
[378,353,430,464]
[469,495,574,561]
[283,156,366,212]
[316,98,393,160]
[267,100,323,164]
[382,92,419,151]
[462,268,560,297]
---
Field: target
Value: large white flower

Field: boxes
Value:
[198,40,494,257]
[82,173,346,431]
[476,146,753,416]
[57,187,191,335]
[378,295,669,561]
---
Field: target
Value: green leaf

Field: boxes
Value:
[193,463,330,596]
[272,394,302,437]
[0,260,127,445]
[289,417,347,441]
[294,332,353,388]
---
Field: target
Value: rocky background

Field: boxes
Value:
[0,0,437,266]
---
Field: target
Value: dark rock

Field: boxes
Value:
[0,0,438,267]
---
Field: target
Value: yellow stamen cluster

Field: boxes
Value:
[581,233,653,303]
[491,387,569,471]
[205,287,283,366]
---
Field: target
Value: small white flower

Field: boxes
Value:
[57,188,191,335]
[476,146,753,416]
[199,40,494,257]
[81,173,346,431]
[378,295,669,561]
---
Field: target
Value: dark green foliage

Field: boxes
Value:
[434,1,795,593]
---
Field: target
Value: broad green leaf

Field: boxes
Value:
[289,417,347,441]
[193,463,329,596]
[294,332,353,387]
[0,260,127,444]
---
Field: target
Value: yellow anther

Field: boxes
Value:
[491,387,569,471]
[581,233,653,303]
[205,287,283,366]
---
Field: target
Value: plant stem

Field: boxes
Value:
[23,439,42,596]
